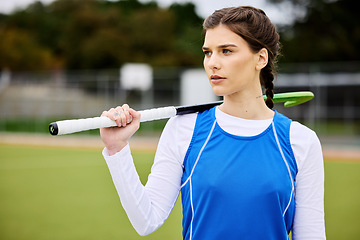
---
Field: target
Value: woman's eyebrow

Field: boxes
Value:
[218,44,237,48]
[202,44,237,50]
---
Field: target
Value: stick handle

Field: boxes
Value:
[49,106,177,135]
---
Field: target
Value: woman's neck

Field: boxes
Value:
[219,92,274,120]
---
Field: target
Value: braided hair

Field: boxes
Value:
[203,6,280,109]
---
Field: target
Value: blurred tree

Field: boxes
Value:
[127,8,176,65]
[0,28,55,70]
[169,3,204,66]
[58,0,119,69]
[0,0,205,70]
[1,0,358,71]
[269,0,360,63]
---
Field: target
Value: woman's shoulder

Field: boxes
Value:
[158,113,198,164]
[161,112,198,147]
[165,112,198,131]
[290,121,319,142]
[290,121,322,170]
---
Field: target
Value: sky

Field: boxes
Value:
[0,0,294,24]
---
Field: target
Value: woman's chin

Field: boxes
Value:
[211,87,231,97]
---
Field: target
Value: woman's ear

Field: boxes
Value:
[255,48,268,70]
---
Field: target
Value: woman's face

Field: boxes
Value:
[202,25,263,97]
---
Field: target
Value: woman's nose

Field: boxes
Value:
[206,55,220,70]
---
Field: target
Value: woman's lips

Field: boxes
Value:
[210,75,226,84]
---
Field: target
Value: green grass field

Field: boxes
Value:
[0,144,359,240]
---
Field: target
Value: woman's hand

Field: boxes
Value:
[100,104,141,155]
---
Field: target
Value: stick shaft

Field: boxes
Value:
[49,91,314,136]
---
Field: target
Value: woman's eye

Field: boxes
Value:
[203,51,211,57]
[222,49,232,54]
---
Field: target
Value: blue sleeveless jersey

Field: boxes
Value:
[181,107,298,240]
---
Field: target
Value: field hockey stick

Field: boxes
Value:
[49,91,314,136]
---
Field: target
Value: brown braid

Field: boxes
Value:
[203,6,280,109]
[262,65,275,109]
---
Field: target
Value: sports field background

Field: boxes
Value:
[0,134,359,240]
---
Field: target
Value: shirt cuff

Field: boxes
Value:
[102,144,131,161]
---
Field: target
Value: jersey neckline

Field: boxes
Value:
[213,107,277,140]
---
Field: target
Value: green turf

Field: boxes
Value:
[0,144,359,239]
[324,160,360,239]
[0,144,182,240]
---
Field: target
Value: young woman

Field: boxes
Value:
[100,6,326,240]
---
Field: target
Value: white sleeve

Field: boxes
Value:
[290,122,326,239]
[102,114,195,236]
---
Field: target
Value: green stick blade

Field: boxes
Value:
[265,91,315,107]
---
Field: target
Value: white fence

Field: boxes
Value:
[0,66,359,136]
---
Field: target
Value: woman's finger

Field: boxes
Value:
[101,105,137,128]
[122,104,132,123]
[114,106,127,127]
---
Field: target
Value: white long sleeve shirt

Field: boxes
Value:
[103,107,326,239]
